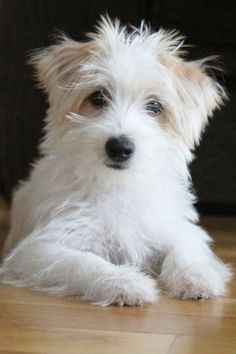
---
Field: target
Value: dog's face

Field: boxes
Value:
[31,17,226,183]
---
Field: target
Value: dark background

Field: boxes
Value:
[0,0,235,214]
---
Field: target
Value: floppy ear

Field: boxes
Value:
[29,37,94,95]
[165,54,227,148]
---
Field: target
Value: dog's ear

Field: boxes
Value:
[164,54,226,148]
[29,37,94,95]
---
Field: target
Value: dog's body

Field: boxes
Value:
[0,17,231,305]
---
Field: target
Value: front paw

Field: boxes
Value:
[90,266,159,306]
[159,258,232,300]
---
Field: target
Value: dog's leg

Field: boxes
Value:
[0,238,158,306]
[159,222,232,299]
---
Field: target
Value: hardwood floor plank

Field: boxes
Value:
[169,335,236,354]
[0,327,175,354]
[1,297,236,337]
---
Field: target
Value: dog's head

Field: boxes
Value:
[30,17,226,183]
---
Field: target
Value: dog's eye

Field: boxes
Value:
[146,100,163,115]
[89,90,108,107]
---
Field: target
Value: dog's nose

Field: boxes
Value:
[105,136,135,162]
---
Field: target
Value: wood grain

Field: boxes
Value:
[0,196,235,354]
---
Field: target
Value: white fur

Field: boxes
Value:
[0,17,232,306]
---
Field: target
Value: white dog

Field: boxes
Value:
[0,17,232,306]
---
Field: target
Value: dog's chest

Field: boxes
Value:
[82,193,159,266]
[60,189,161,267]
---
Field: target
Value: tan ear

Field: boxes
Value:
[29,37,95,94]
[165,54,227,148]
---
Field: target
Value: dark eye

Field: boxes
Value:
[146,99,163,115]
[89,90,108,107]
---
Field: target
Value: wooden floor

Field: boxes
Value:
[0,197,236,354]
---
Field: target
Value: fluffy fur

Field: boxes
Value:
[0,17,232,306]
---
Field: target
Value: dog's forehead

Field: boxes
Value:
[92,40,169,91]
[107,41,158,72]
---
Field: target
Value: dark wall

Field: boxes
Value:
[0,0,235,214]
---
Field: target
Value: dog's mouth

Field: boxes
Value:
[105,161,129,170]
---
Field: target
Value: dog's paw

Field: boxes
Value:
[113,267,159,306]
[91,265,159,306]
[160,259,232,300]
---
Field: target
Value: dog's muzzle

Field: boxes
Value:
[105,135,135,169]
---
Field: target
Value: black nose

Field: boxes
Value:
[105,136,135,162]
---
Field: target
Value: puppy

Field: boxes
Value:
[0,17,232,306]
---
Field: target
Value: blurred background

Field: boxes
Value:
[0,0,235,215]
